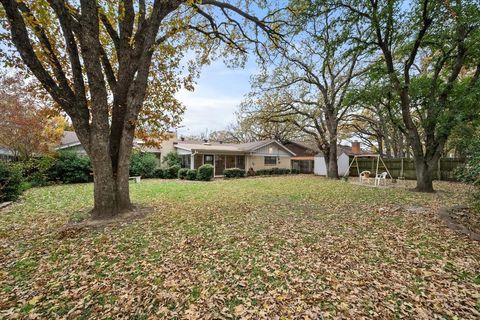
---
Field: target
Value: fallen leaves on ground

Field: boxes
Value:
[0,176,479,319]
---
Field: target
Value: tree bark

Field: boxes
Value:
[89,138,133,218]
[324,114,339,179]
[327,143,339,179]
[91,157,117,219]
[413,158,436,193]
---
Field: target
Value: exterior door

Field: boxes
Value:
[215,155,225,176]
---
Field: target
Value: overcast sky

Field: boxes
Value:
[175,57,259,137]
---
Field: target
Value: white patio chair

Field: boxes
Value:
[375,172,388,186]
[360,170,370,183]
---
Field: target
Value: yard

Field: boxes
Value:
[0,176,479,319]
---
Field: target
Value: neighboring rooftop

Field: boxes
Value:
[286,140,369,156]
[59,131,81,148]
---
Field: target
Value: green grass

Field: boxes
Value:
[0,176,479,319]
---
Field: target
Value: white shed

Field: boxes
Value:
[314,152,350,176]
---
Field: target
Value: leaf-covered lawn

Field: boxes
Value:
[1,176,479,319]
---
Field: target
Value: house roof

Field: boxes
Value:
[57,131,81,149]
[57,132,297,156]
[315,144,369,157]
[174,139,296,156]
[286,140,320,152]
[286,139,369,157]
[57,131,163,153]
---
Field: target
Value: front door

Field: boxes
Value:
[215,155,225,176]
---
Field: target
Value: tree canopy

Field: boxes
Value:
[0,0,285,218]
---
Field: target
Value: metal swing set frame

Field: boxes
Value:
[343,154,393,186]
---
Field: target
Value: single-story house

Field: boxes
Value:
[56,132,296,177]
[169,139,296,176]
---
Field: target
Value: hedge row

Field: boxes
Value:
[224,168,246,178]
[223,167,301,179]
[152,164,214,181]
[255,168,300,176]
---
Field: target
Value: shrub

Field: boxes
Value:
[14,156,55,187]
[0,161,23,202]
[256,169,272,176]
[162,151,182,167]
[454,157,480,184]
[178,168,189,180]
[454,140,480,212]
[255,168,292,176]
[186,169,197,180]
[255,169,265,176]
[48,151,92,184]
[164,165,181,179]
[28,171,49,187]
[152,168,164,179]
[291,168,300,174]
[197,164,214,181]
[130,151,157,178]
[224,168,246,178]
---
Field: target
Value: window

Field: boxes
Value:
[204,154,214,165]
[180,155,191,168]
[264,156,277,166]
[236,156,245,169]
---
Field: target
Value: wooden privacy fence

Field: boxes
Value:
[348,157,465,181]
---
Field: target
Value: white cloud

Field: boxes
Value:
[176,89,241,136]
[175,57,260,136]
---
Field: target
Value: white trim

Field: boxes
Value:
[56,142,82,150]
[251,153,292,157]
[174,145,192,152]
[176,148,192,155]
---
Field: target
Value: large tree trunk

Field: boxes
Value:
[324,113,339,179]
[91,157,117,219]
[413,158,436,192]
[90,155,132,219]
[327,142,339,179]
[114,129,135,212]
[88,132,134,219]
